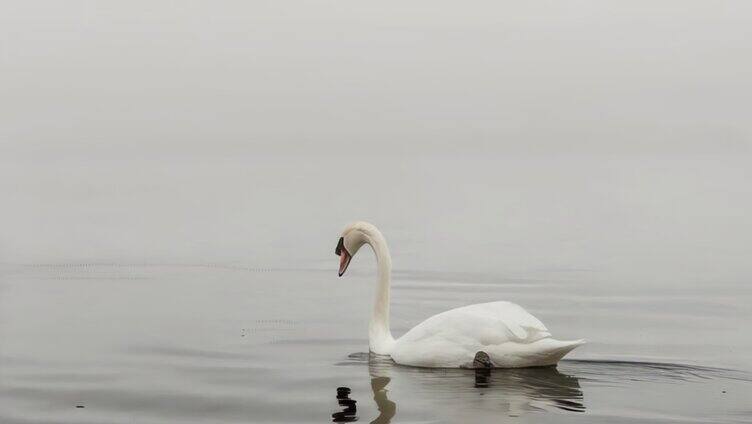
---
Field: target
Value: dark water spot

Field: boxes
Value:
[474,368,491,388]
[332,386,357,422]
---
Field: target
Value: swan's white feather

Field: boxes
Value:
[390,301,584,368]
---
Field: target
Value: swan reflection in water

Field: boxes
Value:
[332,377,396,423]
[333,353,585,422]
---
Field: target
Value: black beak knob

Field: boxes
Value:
[335,237,344,256]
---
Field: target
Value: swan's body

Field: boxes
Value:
[392,301,583,368]
[336,222,584,368]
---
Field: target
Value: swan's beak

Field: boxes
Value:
[335,237,351,277]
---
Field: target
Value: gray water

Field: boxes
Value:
[2,155,752,423]
[1,260,750,424]
[2,154,752,424]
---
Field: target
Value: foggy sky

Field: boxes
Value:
[1,1,750,279]
[3,1,751,156]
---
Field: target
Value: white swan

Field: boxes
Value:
[335,221,584,368]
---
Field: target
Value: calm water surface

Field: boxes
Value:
[1,263,750,423]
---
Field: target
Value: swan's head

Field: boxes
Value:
[335,221,377,277]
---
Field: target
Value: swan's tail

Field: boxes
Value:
[489,338,585,368]
[532,338,585,366]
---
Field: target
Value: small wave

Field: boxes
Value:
[338,353,751,385]
[560,359,751,384]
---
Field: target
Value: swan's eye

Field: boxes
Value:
[335,237,344,256]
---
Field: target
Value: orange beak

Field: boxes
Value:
[335,236,351,277]
[338,249,351,277]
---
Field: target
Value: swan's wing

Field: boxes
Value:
[475,301,551,343]
[391,301,555,367]
[398,301,550,345]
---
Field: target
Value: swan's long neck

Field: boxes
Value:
[363,229,395,354]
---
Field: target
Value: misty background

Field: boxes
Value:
[1,1,750,283]
[2,4,752,422]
